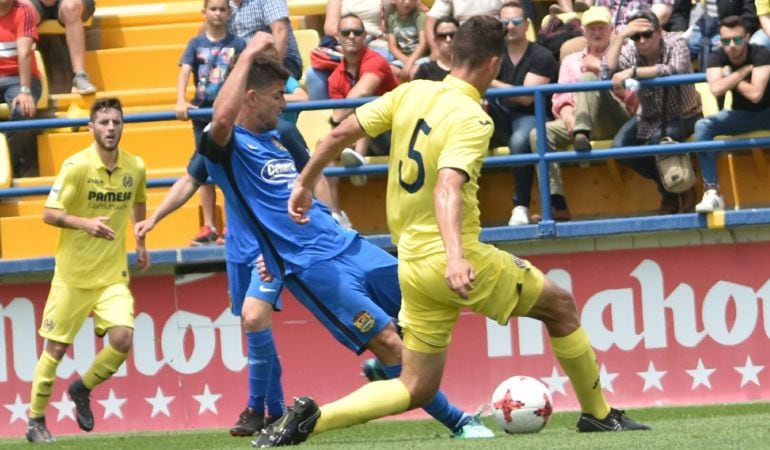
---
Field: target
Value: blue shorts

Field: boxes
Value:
[285,236,400,355]
[226,261,283,316]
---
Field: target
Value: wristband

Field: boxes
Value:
[19,86,31,94]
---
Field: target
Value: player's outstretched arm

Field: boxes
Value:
[134,174,201,240]
[131,202,152,272]
[435,167,475,299]
[210,32,275,148]
[289,115,366,224]
[43,208,116,240]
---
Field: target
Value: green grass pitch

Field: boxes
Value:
[1,403,767,449]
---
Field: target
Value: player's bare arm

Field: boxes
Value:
[43,207,116,240]
[209,32,276,148]
[134,174,201,240]
[289,115,366,223]
[435,167,475,299]
[131,202,151,271]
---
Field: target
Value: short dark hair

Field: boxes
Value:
[90,97,123,121]
[338,13,364,30]
[452,15,506,69]
[433,16,459,35]
[245,56,290,91]
[625,9,660,30]
[720,15,746,32]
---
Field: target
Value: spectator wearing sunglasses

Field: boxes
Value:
[328,14,398,191]
[602,9,702,214]
[693,15,770,212]
[488,1,565,226]
[413,16,459,81]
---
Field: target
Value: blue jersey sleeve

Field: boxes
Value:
[276,119,310,171]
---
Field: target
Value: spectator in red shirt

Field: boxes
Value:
[329,13,398,187]
[0,0,42,177]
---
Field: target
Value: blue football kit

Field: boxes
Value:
[199,124,401,354]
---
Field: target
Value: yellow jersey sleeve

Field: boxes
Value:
[133,156,147,204]
[356,83,404,138]
[45,159,83,211]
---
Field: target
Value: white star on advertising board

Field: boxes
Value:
[145,387,174,418]
[98,389,127,419]
[51,391,75,422]
[599,364,619,394]
[540,366,570,396]
[3,394,29,425]
[734,355,764,387]
[193,384,221,415]
[685,358,716,390]
[637,361,667,392]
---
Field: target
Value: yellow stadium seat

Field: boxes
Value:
[296,108,331,153]
[0,134,10,189]
[294,28,320,84]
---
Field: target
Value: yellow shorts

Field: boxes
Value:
[39,281,135,344]
[398,243,544,353]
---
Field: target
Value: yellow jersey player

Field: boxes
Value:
[275,12,649,447]
[26,98,150,443]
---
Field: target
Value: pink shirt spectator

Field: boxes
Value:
[328,47,399,99]
[551,49,627,118]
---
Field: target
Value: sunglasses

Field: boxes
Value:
[499,17,525,27]
[630,30,655,41]
[720,36,745,46]
[340,28,365,37]
[435,31,455,40]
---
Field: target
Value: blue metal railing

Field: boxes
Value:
[1,73,769,232]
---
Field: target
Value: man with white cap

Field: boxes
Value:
[530,6,634,154]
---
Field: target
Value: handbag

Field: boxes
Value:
[656,138,696,193]
[655,87,695,193]
[310,36,343,72]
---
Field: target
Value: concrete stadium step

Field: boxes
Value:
[37,122,195,176]
[98,22,203,48]
[49,86,194,113]
[0,202,200,258]
[82,45,185,92]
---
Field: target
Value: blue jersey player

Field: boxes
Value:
[135,119,319,437]
[198,33,494,441]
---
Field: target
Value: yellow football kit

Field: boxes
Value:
[41,144,146,343]
[357,76,545,352]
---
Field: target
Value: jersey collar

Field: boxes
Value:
[86,143,123,171]
[443,75,482,102]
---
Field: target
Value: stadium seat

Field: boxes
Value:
[294,28,320,83]
[296,108,331,153]
[37,122,195,176]
[0,134,10,189]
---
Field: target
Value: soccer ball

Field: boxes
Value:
[490,375,553,434]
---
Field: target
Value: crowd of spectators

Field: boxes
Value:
[1,0,769,233]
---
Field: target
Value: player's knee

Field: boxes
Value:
[242,313,271,332]
[241,302,272,332]
[366,324,402,366]
[45,341,69,360]
[527,282,580,332]
[107,327,133,353]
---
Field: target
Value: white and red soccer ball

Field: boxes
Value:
[490,375,553,434]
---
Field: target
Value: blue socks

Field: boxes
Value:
[381,362,469,433]
[246,329,277,412]
[265,353,285,417]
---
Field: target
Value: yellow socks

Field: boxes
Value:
[29,351,60,418]
[81,345,128,390]
[550,326,611,419]
[313,379,411,434]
